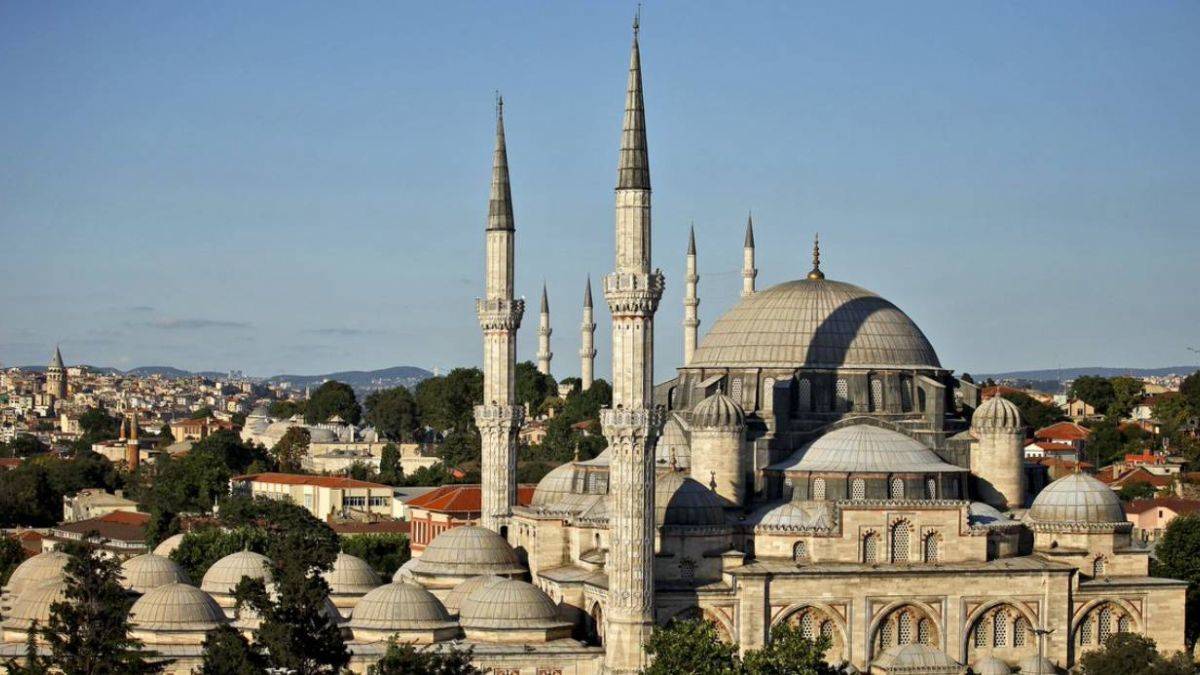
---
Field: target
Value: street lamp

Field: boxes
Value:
[1032,625,1056,673]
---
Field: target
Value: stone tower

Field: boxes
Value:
[126,410,140,470]
[474,96,525,534]
[537,283,553,376]
[46,346,66,401]
[580,277,596,390]
[742,213,757,297]
[970,396,1026,510]
[690,392,747,506]
[601,15,665,674]
[683,225,699,365]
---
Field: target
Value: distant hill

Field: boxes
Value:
[264,366,433,390]
[976,366,1198,382]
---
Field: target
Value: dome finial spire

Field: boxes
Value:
[807,232,825,280]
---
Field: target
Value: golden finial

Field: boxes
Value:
[633,4,641,37]
[573,441,581,462]
[807,232,825,280]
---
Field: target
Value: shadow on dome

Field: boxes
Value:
[802,293,936,370]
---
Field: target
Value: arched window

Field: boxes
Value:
[993,612,1008,646]
[851,478,866,501]
[918,388,927,413]
[1098,606,1113,643]
[917,618,932,645]
[812,477,826,500]
[863,532,880,564]
[925,476,937,499]
[875,606,936,655]
[820,620,834,641]
[891,521,911,563]
[1014,617,1028,646]
[797,378,812,413]
[731,378,744,405]
[793,540,809,562]
[870,378,884,412]
[1079,616,1094,645]
[900,377,913,412]
[898,612,912,644]
[890,477,905,500]
[678,558,696,583]
[800,612,816,639]
[1117,615,1131,634]
[1093,556,1107,577]
[974,619,990,647]
[763,378,775,412]
[923,533,940,563]
[835,378,851,412]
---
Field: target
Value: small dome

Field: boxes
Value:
[691,392,746,429]
[121,554,190,594]
[152,533,186,557]
[872,643,961,672]
[769,424,962,474]
[2,580,68,631]
[444,575,504,615]
[656,471,728,527]
[459,578,564,630]
[4,551,69,598]
[349,581,454,631]
[747,501,831,529]
[1028,473,1125,525]
[655,413,691,469]
[972,656,1013,675]
[130,583,226,632]
[972,396,1023,431]
[532,462,578,508]
[1017,655,1058,674]
[308,428,339,443]
[392,559,417,583]
[409,526,524,578]
[201,550,271,596]
[322,553,382,595]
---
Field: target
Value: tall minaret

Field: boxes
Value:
[537,283,553,376]
[474,95,525,534]
[126,410,140,470]
[683,225,699,365]
[580,277,596,390]
[46,346,67,401]
[742,213,757,297]
[601,14,665,674]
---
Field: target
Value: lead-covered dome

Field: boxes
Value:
[769,424,963,474]
[322,553,382,596]
[1028,472,1125,525]
[688,278,940,370]
[152,533,186,557]
[691,392,746,429]
[350,581,454,630]
[2,580,68,632]
[973,396,1023,431]
[459,578,569,632]
[129,582,226,632]
[656,471,729,527]
[121,553,190,594]
[3,551,69,600]
[409,526,525,579]
[201,550,271,596]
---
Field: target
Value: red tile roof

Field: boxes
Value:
[406,484,535,517]
[330,520,410,535]
[232,472,390,489]
[53,510,150,543]
[1125,498,1200,516]
[1036,422,1092,442]
[1096,465,1173,488]
[982,386,1024,399]
[0,458,22,470]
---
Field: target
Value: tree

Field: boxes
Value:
[437,428,481,470]
[0,452,122,527]
[1152,514,1200,651]
[1078,632,1195,675]
[1110,377,1146,419]
[643,619,740,675]
[347,461,378,482]
[170,527,271,585]
[43,541,164,674]
[1119,481,1160,502]
[78,408,120,442]
[269,400,306,419]
[1,435,48,458]
[378,443,401,485]
[4,620,50,674]
[340,533,410,579]
[515,361,558,411]
[364,387,420,442]
[1070,376,1116,414]
[371,638,480,675]
[192,430,272,474]
[155,424,175,449]
[1000,392,1062,431]
[414,368,483,432]
[1181,372,1200,417]
[741,621,837,675]
[305,381,361,425]
[0,535,27,586]
[271,427,310,473]
[196,625,267,675]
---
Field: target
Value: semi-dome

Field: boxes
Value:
[120,553,190,594]
[152,533,186,557]
[656,471,728,527]
[688,278,940,370]
[747,501,832,530]
[1028,473,1125,525]
[972,396,1023,431]
[444,575,504,615]
[129,582,226,632]
[691,392,746,429]
[769,424,963,474]
[201,550,271,596]
[459,578,566,630]
[4,551,69,599]
[349,581,455,631]
[2,580,68,632]
[972,656,1013,675]
[322,553,382,596]
[409,526,525,578]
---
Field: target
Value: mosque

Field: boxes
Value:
[0,18,1188,675]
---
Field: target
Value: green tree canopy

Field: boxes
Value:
[1078,632,1195,675]
[0,452,122,527]
[372,638,480,675]
[515,361,558,411]
[1151,513,1200,650]
[378,443,401,485]
[1000,392,1062,431]
[1180,372,1200,417]
[364,387,421,442]
[0,536,27,587]
[269,399,306,419]
[1070,376,1117,413]
[196,625,267,675]
[271,426,310,473]
[304,381,361,425]
[78,407,121,442]
[1109,376,1146,418]
[414,368,482,432]
[0,435,48,459]
[340,533,410,579]
[644,619,739,675]
[170,526,271,585]
[1119,481,1160,502]
[740,622,837,675]
[191,430,272,474]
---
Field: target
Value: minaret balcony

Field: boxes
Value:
[603,271,665,316]
[476,298,524,330]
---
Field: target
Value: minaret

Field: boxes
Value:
[537,283,553,376]
[601,14,665,674]
[126,410,140,470]
[46,346,66,401]
[742,213,757,297]
[683,225,699,365]
[474,95,525,534]
[580,277,596,390]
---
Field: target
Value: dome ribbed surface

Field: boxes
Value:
[152,533,186,557]
[130,582,225,631]
[2,580,68,630]
[444,575,504,615]
[4,551,69,598]
[691,392,746,429]
[409,526,524,577]
[656,413,692,468]
[689,278,940,369]
[121,554,190,594]
[322,553,382,595]
[872,643,961,672]
[349,581,454,630]
[769,424,962,474]
[1028,473,1125,525]
[532,462,578,507]
[656,471,728,527]
[1017,655,1058,674]
[459,578,566,629]
[200,550,271,595]
[747,501,831,529]
[973,396,1023,431]
[972,656,1013,675]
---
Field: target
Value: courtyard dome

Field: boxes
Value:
[972,656,1013,675]
[444,575,504,615]
[129,582,226,632]
[4,551,69,599]
[656,470,728,527]
[872,643,961,674]
[691,392,746,429]
[349,581,454,630]
[322,553,382,595]
[972,396,1023,431]
[1028,472,1125,525]
[120,553,190,594]
[459,578,564,630]
[201,550,271,596]
[747,501,832,530]
[2,580,68,631]
[532,461,578,508]
[769,424,962,474]
[688,278,940,370]
[308,427,339,443]
[409,526,525,578]
[1017,655,1058,674]
[152,533,186,557]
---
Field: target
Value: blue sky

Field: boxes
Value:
[1,1,1197,380]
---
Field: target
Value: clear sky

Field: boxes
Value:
[2,1,1197,380]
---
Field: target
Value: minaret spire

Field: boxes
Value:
[807,232,825,280]
[742,212,757,297]
[580,276,596,390]
[537,282,553,375]
[683,223,700,364]
[475,94,525,533]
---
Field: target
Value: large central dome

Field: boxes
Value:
[687,278,940,370]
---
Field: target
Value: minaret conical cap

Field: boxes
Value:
[50,345,64,369]
[541,283,549,313]
[617,17,650,190]
[583,276,593,309]
[487,94,514,231]
[687,224,696,255]
[744,213,755,248]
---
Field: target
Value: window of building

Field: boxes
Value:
[731,378,744,405]
[800,612,816,639]
[891,521,911,563]
[678,558,696,583]
[797,378,812,413]
[812,478,826,500]
[863,532,879,564]
[975,621,990,648]
[917,618,932,645]
[898,612,912,645]
[1098,607,1113,643]
[763,378,775,411]
[993,612,1008,646]
[880,621,894,648]
[925,477,937,499]
[793,541,809,562]
[1093,556,1106,577]
[1014,617,1028,646]
[1117,615,1131,634]
[835,378,851,412]
[900,377,913,412]
[870,378,883,412]
[851,478,865,501]
[1079,616,1094,645]
[890,477,904,500]
[820,620,834,641]
[923,533,940,563]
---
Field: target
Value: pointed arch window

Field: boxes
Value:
[925,476,937,499]
[835,378,851,412]
[1093,556,1107,577]
[762,378,775,412]
[870,378,883,412]
[890,521,911,563]
[731,378,744,405]
[993,612,1008,646]
[923,532,940,563]
[917,618,932,645]
[1099,606,1113,642]
[812,478,826,500]
[1014,617,1029,646]
[863,532,880,564]
[797,378,812,413]
[890,477,905,500]
[793,540,809,562]
[851,478,866,501]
